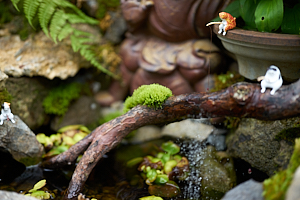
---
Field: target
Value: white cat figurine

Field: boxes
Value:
[259,65,283,95]
[0,102,15,125]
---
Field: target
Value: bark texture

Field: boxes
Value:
[41,80,300,200]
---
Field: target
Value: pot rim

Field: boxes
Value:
[212,24,300,47]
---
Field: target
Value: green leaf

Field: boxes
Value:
[239,0,260,29]
[38,1,56,37]
[24,0,41,27]
[147,169,157,182]
[139,196,164,200]
[161,141,180,155]
[30,191,50,199]
[254,0,283,32]
[127,157,144,167]
[11,0,21,11]
[281,3,300,34]
[49,10,67,42]
[154,174,169,185]
[29,179,46,192]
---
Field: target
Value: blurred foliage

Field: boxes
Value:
[96,0,120,19]
[0,88,13,105]
[210,71,244,92]
[43,82,82,116]
[37,124,90,158]
[263,138,300,199]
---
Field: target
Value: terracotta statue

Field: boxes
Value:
[97,0,233,106]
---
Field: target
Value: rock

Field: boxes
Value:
[50,95,102,131]
[200,146,236,197]
[286,166,300,200]
[0,115,44,166]
[226,118,298,176]
[206,129,227,151]
[0,31,90,80]
[126,125,162,144]
[103,11,127,44]
[5,77,53,130]
[161,119,214,141]
[0,190,38,200]
[221,179,264,200]
[0,70,8,89]
[181,144,236,199]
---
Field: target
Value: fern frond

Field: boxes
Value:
[49,10,67,42]
[80,47,116,78]
[11,0,21,11]
[38,1,56,37]
[54,0,99,25]
[24,0,41,27]
[66,13,93,24]
[58,24,74,41]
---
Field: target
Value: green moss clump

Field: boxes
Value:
[123,84,173,113]
[0,88,13,105]
[43,82,82,116]
[263,138,300,200]
[210,71,244,92]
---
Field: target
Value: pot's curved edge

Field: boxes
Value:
[213,24,300,47]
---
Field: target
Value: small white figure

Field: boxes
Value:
[258,65,283,95]
[0,102,15,125]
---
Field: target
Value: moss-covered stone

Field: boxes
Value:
[263,138,300,200]
[123,84,173,112]
[275,122,300,144]
[43,82,82,116]
[0,88,12,105]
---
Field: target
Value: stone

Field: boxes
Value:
[0,115,44,166]
[286,166,300,200]
[226,118,298,176]
[5,77,53,130]
[126,125,162,144]
[221,179,264,200]
[0,190,38,200]
[0,70,8,89]
[180,144,236,199]
[161,119,214,141]
[50,95,102,131]
[0,31,90,80]
[103,11,127,44]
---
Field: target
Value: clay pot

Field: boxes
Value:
[213,25,300,82]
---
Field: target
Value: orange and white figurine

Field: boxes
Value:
[206,12,236,35]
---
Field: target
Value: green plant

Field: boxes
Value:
[10,0,119,78]
[123,84,173,112]
[263,138,300,200]
[219,0,300,34]
[43,82,82,115]
[127,141,188,198]
[25,179,55,199]
[37,124,90,157]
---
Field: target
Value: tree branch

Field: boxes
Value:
[41,80,300,200]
